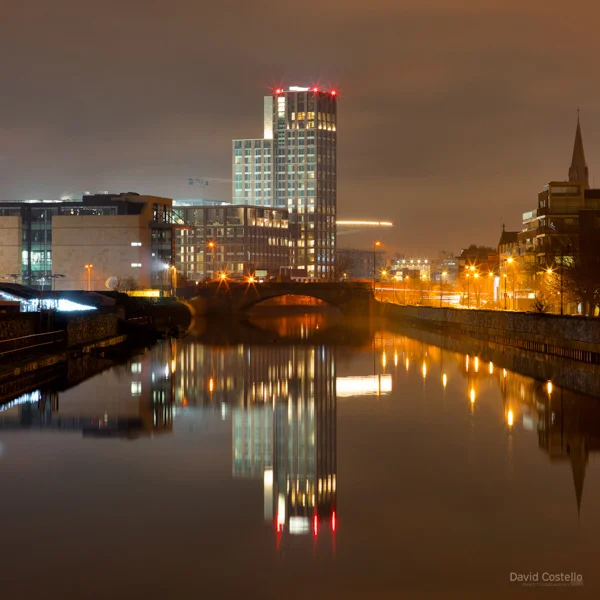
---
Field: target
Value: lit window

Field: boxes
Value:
[131,263,142,268]
[131,242,142,247]
[131,382,142,396]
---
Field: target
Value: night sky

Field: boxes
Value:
[1,0,598,253]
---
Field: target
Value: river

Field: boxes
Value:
[1,311,599,598]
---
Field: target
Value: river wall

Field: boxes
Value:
[0,314,38,341]
[384,320,600,396]
[381,304,600,365]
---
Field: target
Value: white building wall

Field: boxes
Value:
[0,216,22,278]
[51,215,152,290]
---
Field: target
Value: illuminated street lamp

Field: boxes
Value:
[474,272,480,308]
[372,241,382,291]
[207,241,216,279]
[84,264,93,291]
[506,256,516,309]
[170,265,177,296]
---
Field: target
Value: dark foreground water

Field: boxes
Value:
[1,313,600,599]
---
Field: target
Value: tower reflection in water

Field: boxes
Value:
[229,345,337,539]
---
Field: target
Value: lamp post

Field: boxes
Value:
[466,273,470,308]
[372,240,382,292]
[440,271,447,308]
[84,264,93,292]
[507,257,515,310]
[503,274,508,309]
[207,241,216,279]
[474,272,480,308]
[170,265,177,296]
[50,273,65,292]
[404,275,408,304]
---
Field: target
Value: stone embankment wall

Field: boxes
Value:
[56,312,119,348]
[0,314,38,341]
[381,304,600,363]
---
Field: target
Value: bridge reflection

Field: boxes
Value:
[1,316,599,525]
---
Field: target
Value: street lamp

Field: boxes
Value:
[372,241,382,291]
[49,273,66,292]
[170,265,177,296]
[84,264,93,291]
[474,272,480,308]
[207,241,216,279]
[507,257,515,310]
[440,271,447,308]
[466,273,470,308]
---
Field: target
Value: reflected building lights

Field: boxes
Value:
[507,409,514,427]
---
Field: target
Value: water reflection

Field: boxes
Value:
[0,345,174,438]
[2,316,600,530]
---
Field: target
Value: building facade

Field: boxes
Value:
[0,193,173,291]
[233,86,337,280]
[172,202,291,281]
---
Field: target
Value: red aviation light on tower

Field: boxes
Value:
[312,86,319,93]
[275,88,283,95]
[330,89,337,96]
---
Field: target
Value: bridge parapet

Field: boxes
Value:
[194,281,375,315]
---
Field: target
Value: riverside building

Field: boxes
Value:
[233,86,338,280]
[0,193,173,291]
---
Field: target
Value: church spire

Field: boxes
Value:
[569,441,588,523]
[569,111,589,188]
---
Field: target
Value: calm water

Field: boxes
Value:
[1,313,600,598]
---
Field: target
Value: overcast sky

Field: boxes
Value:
[1,0,598,254]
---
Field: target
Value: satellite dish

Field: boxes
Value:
[105,276,119,290]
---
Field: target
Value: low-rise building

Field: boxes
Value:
[0,193,173,291]
[172,201,291,281]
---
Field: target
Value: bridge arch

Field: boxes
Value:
[240,292,342,312]
[196,281,376,316]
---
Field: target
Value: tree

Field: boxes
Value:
[331,250,357,281]
[118,276,139,292]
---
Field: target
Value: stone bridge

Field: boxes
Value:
[193,281,376,315]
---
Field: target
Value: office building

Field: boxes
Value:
[0,193,174,291]
[233,86,338,280]
[172,201,290,281]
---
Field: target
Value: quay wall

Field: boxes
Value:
[381,304,600,364]
[0,313,38,341]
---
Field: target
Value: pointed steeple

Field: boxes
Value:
[569,111,589,188]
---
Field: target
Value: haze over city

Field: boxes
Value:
[2,0,600,253]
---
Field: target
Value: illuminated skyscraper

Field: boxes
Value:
[233,86,338,280]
